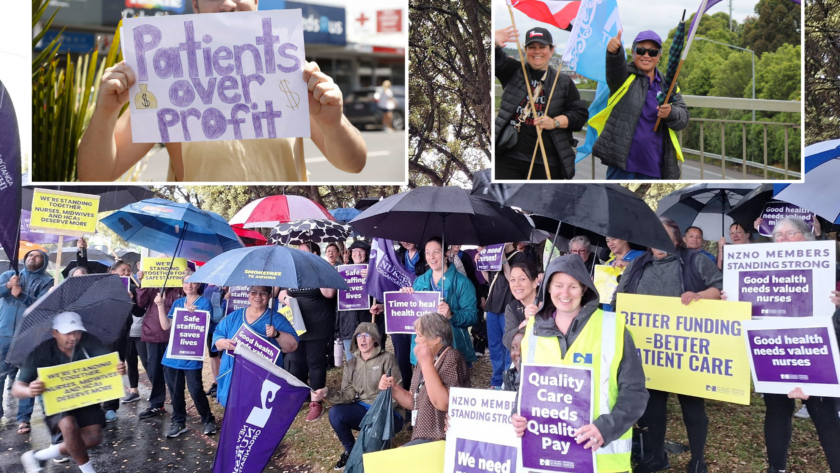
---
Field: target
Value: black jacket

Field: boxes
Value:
[591,50,689,179]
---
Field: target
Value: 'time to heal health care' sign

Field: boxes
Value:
[122,10,310,143]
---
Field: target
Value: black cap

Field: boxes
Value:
[525,27,553,47]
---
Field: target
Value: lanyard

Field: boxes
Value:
[412,347,449,426]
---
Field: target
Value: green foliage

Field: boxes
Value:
[805,0,838,144]
[742,0,801,57]
[710,51,753,98]
[755,44,800,101]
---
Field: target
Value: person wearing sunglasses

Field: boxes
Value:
[591,30,689,180]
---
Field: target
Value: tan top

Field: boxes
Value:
[409,347,471,442]
[166,137,308,182]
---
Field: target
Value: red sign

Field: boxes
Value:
[377,9,402,33]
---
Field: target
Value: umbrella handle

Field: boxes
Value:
[160,222,188,295]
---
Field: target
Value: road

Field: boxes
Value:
[571,153,764,180]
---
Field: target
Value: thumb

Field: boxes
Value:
[616,29,622,42]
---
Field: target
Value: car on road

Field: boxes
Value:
[343,86,405,131]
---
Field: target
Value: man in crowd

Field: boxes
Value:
[683,226,717,263]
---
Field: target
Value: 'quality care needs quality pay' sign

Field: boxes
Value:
[122,10,310,143]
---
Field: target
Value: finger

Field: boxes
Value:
[617,29,622,41]
[302,61,320,83]
[317,85,342,106]
[306,65,328,90]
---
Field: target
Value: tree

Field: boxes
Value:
[742,0,800,57]
[755,44,800,101]
[710,50,753,98]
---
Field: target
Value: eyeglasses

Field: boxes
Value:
[355,333,371,340]
[634,47,660,57]
[772,230,803,241]
[249,291,269,297]
[326,249,339,254]
[569,249,587,254]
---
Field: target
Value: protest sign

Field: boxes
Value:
[166,308,210,361]
[338,264,370,311]
[212,346,310,473]
[364,441,445,473]
[722,241,835,317]
[444,387,518,473]
[225,285,250,315]
[121,276,130,290]
[122,10,310,143]
[279,297,307,336]
[518,364,595,473]
[618,294,752,404]
[593,265,622,305]
[364,238,416,302]
[29,188,100,237]
[226,323,281,364]
[758,202,816,238]
[743,317,840,397]
[383,291,440,334]
[39,352,123,416]
[141,257,189,287]
[475,244,505,272]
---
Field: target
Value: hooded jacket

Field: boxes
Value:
[324,322,405,419]
[0,250,53,339]
[527,255,649,447]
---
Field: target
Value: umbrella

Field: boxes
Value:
[229,195,334,229]
[329,208,361,224]
[49,247,116,267]
[116,250,141,265]
[725,184,773,234]
[101,198,243,263]
[268,219,352,245]
[187,245,348,290]
[344,381,396,473]
[773,141,840,224]
[6,274,133,366]
[354,197,382,211]
[659,11,687,105]
[61,260,111,278]
[232,226,268,246]
[22,186,155,212]
[656,183,758,241]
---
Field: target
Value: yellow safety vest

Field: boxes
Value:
[588,76,684,162]
[521,309,632,473]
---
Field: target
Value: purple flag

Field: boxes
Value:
[0,80,21,269]
[19,210,79,245]
[364,239,416,302]
[688,0,723,37]
[212,347,310,473]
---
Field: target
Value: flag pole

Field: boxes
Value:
[654,6,702,132]
[507,5,552,179]
[527,68,563,180]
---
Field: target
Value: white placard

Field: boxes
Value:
[444,387,519,473]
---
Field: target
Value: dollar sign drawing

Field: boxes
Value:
[141,93,150,108]
[278,79,300,110]
[134,84,157,110]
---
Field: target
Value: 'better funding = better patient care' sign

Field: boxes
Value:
[122,10,310,143]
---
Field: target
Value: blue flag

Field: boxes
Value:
[364,239,416,302]
[576,82,610,163]
[0,80,21,270]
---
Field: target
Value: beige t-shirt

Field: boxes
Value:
[166,137,307,182]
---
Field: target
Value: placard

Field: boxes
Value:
[39,352,123,416]
[226,323,280,364]
[475,244,505,272]
[166,308,210,361]
[618,294,752,404]
[383,291,440,334]
[225,285,250,315]
[364,441,445,473]
[279,297,307,336]
[722,241,835,317]
[141,257,189,288]
[29,188,101,237]
[743,317,840,397]
[122,9,310,143]
[338,264,370,311]
[758,202,816,238]
[444,387,518,473]
[593,265,622,305]
[121,276,130,290]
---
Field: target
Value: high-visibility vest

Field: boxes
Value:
[521,309,632,473]
[588,76,684,162]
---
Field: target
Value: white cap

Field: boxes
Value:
[52,312,87,334]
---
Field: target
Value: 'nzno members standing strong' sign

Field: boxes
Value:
[122,10,310,143]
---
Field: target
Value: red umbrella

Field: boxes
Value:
[229,195,334,229]
[232,226,268,246]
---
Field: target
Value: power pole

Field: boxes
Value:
[729,0,733,31]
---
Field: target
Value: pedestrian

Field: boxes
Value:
[569,235,598,275]
[502,262,540,351]
[378,80,397,132]
[503,330,524,393]
[326,243,342,268]
[683,226,716,263]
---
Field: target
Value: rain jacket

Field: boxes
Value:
[591,50,689,179]
[411,264,478,364]
[0,250,53,339]
[324,323,405,419]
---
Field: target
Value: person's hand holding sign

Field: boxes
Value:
[98,62,136,117]
[116,361,127,377]
[607,29,623,54]
[575,424,605,451]
[304,62,343,128]
[788,387,809,400]
[28,379,46,397]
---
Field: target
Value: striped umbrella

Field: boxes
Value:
[659,11,687,105]
[229,195,334,229]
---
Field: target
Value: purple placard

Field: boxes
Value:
[166,308,210,361]
[454,438,517,473]
[338,264,370,311]
[225,286,250,315]
[227,323,281,364]
[475,244,505,272]
[519,364,595,473]
[383,291,440,334]
[739,269,813,317]
[120,276,130,290]
[758,203,815,238]
[748,327,838,385]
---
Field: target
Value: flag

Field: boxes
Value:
[575,82,610,163]
[0,80,21,271]
[508,0,581,32]
[686,0,720,56]
[212,347,310,473]
[364,239,416,302]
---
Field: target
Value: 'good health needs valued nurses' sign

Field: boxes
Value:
[122,10,310,143]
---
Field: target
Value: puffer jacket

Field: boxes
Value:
[324,322,405,419]
[591,50,689,179]
[0,250,53,338]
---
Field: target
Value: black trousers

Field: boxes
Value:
[144,342,168,408]
[764,394,840,471]
[390,334,413,391]
[640,389,708,462]
[495,156,564,180]
[124,337,141,389]
[285,338,328,394]
[163,367,212,425]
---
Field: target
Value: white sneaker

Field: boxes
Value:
[794,406,810,419]
[21,450,44,473]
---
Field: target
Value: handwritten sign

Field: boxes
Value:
[338,264,370,311]
[166,308,210,361]
[122,9,310,143]
[225,286,250,315]
[227,323,280,364]
[39,352,123,416]
[758,202,816,238]
[29,189,100,237]
[141,257,189,288]
[383,291,440,334]
[475,244,505,272]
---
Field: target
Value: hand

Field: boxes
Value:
[6,275,19,289]
[681,291,701,305]
[77,237,88,249]
[224,339,237,351]
[29,380,45,397]
[611,259,629,269]
[657,104,671,119]
[754,217,764,231]
[11,285,22,298]
[607,29,623,54]
[128,291,134,299]
[98,62,136,116]
[378,374,395,390]
[278,290,289,305]
[311,388,327,402]
[474,250,483,263]
[536,115,567,130]
[116,361,127,376]
[414,341,434,365]
[511,413,527,437]
[788,387,809,400]
[400,287,415,295]
[303,62,343,127]
[718,237,726,247]
[720,290,728,301]
[266,325,279,338]
[813,218,822,237]
[495,26,519,48]
[524,303,539,318]
[438,301,452,318]
[575,424,605,451]
[361,268,368,278]
[370,303,384,315]
[136,271,144,280]
[154,293,163,306]
[186,303,197,312]
[831,291,839,308]
[224,292,231,300]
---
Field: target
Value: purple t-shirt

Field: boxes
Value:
[625,73,665,178]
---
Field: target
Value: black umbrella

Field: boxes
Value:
[6,274,133,366]
[725,184,773,234]
[61,260,111,278]
[354,197,382,211]
[22,186,156,213]
[656,184,758,241]
[268,219,352,245]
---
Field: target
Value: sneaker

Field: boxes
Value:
[20,450,44,473]
[121,392,140,403]
[166,423,188,438]
[139,406,165,419]
[105,410,117,423]
[334,451,350,470]
[633,453,671,473]
[794,406,810,419]
[203,420,217,436]
[53,456,70,464]
[206,383,217,398]
[305,402,323,422]
[688,459,707,473]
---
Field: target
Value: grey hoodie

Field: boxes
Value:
[527,255,649,447]
[0,249,54,339]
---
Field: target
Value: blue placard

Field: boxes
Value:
[35,30,96,54]
[259,0,346,46]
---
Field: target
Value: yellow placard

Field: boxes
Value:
[29,189,101,237]
[141,257,189,288]
[279,305,307,336]
[38,352,123,416]
[593,265,623,305]
[363,440,445,473]
[617,293,752,405]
